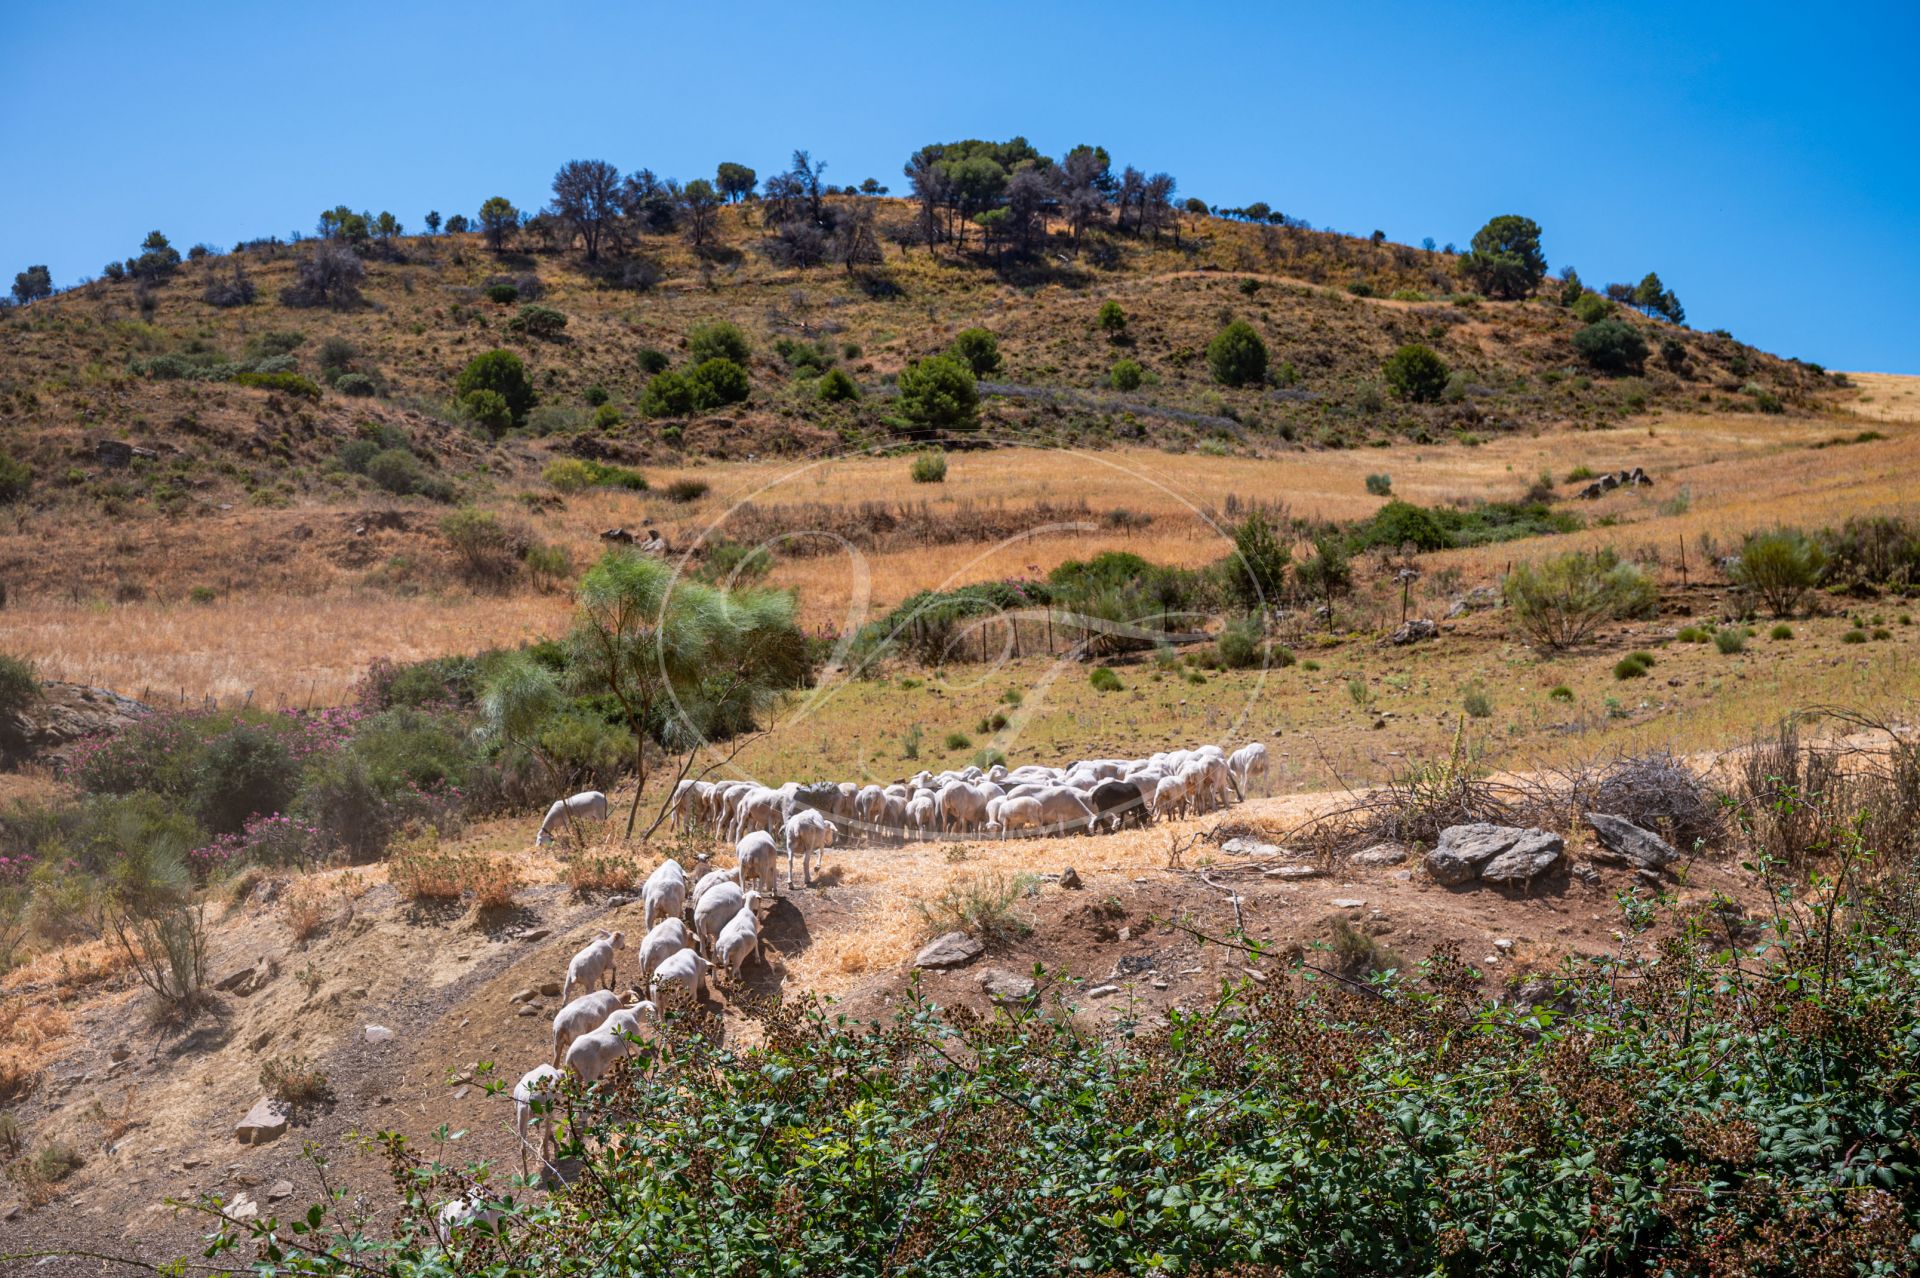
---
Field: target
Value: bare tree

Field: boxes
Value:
[551,159,624,260]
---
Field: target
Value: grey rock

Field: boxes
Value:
[1330,898,1366,909]
[518,927,551,943]
[1265,865,1321,879]
[1350,842,1411,868]
[266,1180,294,1202]
[1584,812,1678,870]
[222,1193,258,1222]
[1427,824,1562,886]
[537,980,562,997]
[915,932,984,970]
[234,1098,289,1146]
[1085,984,1120,999]
[1220,837,1282,857]
[978,968,1036,1005]
[363,1025,395,1044]
[510,988,538,1004]
[515,1005,540,1017]
[1447,585,1502,618]
[1479,831,1565,884]
[1058,866,1082,890]
[109,1044,131,1063]
[1388,619,1438,646]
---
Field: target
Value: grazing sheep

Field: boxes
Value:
[642,861,687,932]
[511,1063,563,1176]
[694,882,748,956]
[1152,774,1191,822]
[636,918,689,985]
[602,1001,657,1041]
[736,831,779,895]
[436,1189,506,1241]
[1088,778,1147,832]
[650,947,711,1006]
[692,865,742,907]
[1031,787,1098,835]
[905,792,938,840]
[713,900,762,980]
[559,931,626,1005]
[995,796,1044,839]
[783,809,836,887]
[562,1019,644,1084]
[551,989,622,1065]
[1228,743,1269,798]
[535,790,608,846]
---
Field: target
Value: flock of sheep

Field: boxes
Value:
[450,740,1271,1233]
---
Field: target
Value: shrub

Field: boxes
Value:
[1206,320,1268,387]
[0,654,39,725]
[278,241,363,308]
[817,368,861,402]
[363,448,426,496]
[1614,654,1652,680]
[562,851,645,894]
[508,305,567,339]
[896,355,979,431]
[1504,548,1658,650]
[1570,292,1612,323]
[334,372,376,398]
[948,327,1001,377]
[1572,319,1649,373]
[1215,615,1269,669]
[1364,473,1392,497]
[1547,684,1574,702]
[943,732,972,751]
[1842,628,1868,644]
[1382,344,1449,403]
[909,451,948,484]
[913,871,1033,946]
[687,321,750,366]
[582,385,610,407]
[231,371,322,399]
[1714,628,1747,654]
[388,840,520,908]
[1089,667,1123,693]
[1676,625,1712,643]
[441,508,520,585]
[639,370,697,418]
[1225,509,1290,610]
[1770,623,1793,640]
[484,283,518,304]
[1462,684,1493,718]
[664,478,709,503]
[687,357,750,408]
[260,1054,331,1105]
[1096,300,1127,336]
[1109,358,1144,391]
[1730,527,1827,617]
[191,722,299,835]
[636,347,671,375]
[455,350,536,426]
[0,452,31,505]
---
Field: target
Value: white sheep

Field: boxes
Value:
[995,795,1044,839]
[636,917,690,985]
[559,931,626,1004]
[735,831,780,895]
[1228,742,1269,798]
[649,947,711,1007]
[642,860,687,932]
[693,882,747,955]
[511,1063,563,1176]
[691,865,742,907]
[783,809,837,887]
[713,899,762,980]
[436,1188,507,1241]
[551,988,621,1066]
[1152,774,1191,822]
[535,791,608,846]
[562,1012,649,1084]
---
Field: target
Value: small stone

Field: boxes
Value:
[915,932,985,970]
[1220,837,1282,857]
[222,1194,258,1222]
[1585,813,1679,871]
[1331,898,1366,909]
[109,1045,131,1063]
[266,1179,294,1202]
[1086,984,1120,999]
[1150,978,1169,990]
[538,980,563,997]
[364,1025,395,1045]
[510,988,538,1004]
[519,927,551,943]
[1116,925,1131,942]
[1493,938,1514,951]
[1058,866,1083,890]
[1350,842,1411,868]
[1266,865,1321,880]
[978,969,1037,1006]
[234,1098,288,1146]
[452,1085,471,1101]
[516,1005,540,1017]
[249,1031,273,1053]
[604,895,633,908]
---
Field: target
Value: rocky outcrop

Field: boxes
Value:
[1425,824,1564,887]
[0,680,147,767]
[1575,467,1654,499]
[1387,619,1438,645]
[235,1097,290,1145]
[915,932,984,970]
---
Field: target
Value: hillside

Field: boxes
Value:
[0,198,1852,610]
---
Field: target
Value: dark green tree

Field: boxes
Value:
[1226,509,1291,610]
[948,327,1001,376]
[1383,343,1450,403]
[456,349,536,424]
[896,354,979,431]
[688,321,750,366]
[1206,320,1268,387]
[478,197,519,252]
[1461,214,1547,299]
[11,264,52,304]
[1572,319,1649,373]
[716,162,757,203]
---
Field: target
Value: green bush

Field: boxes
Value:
[817,368,861,402]
[1572,319,1649,374]
[1570,292,1612,323]
[909,451,948,484]
[896,354,979,431]
[232,371,322,399]
[1504,548,1658,650]
[0,653,40,724]
[334,372,377,398]
[546,458,648,493]
[1547,684,1574,702]
[484,283,518,305]
[1676,625,1712,643]
[943,731,972,751]
[191,722,299,835]
[639,370,698,418]
[948,327,1002,378]
[1769,623,1793,640]
[636,347,672,375]
[1382,343,1449,403]
[1089,666,1123,693]
[455,350,536,425]
[664,478,709,503]
[1731,528,1828,617]
[1714,628,1747,654]
[1225,509,1290,610]
[1109,358,1145,391]
[1842,628,1869,644]
[583,385,609,407]
[461,388,514,437]
[1096,300,1126,335]
[688,321,750,366]
[508,305,567,339]
[1364,473,1392,497]
[0,452,33,504]
[363,449,427,496]
[1215,615,1269,669]
[687,357,750,408]
[1462,683,1493,718]
[1614,654,1652,680]
[1206,320,1268,387]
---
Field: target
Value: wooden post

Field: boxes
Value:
[1678,536,1688,589]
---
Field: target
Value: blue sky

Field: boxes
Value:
[4,1,1915,370]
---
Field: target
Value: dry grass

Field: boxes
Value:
[0,995,72,1102]
[1840,372,1920,423]
[388,837,522,908]
[277,875,363,940]
[0,937,131,997]
[560,848,645,894]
